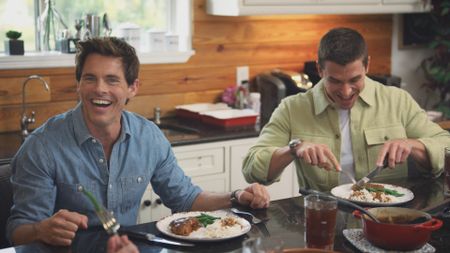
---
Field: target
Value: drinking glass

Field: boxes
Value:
[304,194,338,250]
[444,147,450,197]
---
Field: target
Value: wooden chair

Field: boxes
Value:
[0,164,12,248]
[438,120,450,130]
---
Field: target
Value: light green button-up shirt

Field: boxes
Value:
[243,77,450,192]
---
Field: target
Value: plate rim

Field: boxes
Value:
[155,210,251,242]
[330,183,414,206]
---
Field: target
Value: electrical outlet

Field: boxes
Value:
[236,66,249,86]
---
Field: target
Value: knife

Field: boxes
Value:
[355,155,389,188]
[120,229,195,247]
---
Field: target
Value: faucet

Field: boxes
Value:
[21,75,50,139]
[153,106,161,125]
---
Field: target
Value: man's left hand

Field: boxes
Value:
[377,138,413,168]
[236,183,270,209]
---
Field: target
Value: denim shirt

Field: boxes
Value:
[6,103,201,241]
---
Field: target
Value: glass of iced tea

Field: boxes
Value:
[444,147,450,197]
[304,194,338,250]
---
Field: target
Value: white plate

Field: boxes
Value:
[343,229,435,253]
[156,210,251,242]
[331,183,414,206]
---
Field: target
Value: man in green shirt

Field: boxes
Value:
[243,27,450,192]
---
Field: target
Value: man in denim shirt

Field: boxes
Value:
[7,37,270,247]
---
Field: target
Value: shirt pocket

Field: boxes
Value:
[293,133,335,188]
[363,124,408,179]
[56,181,95,214]
[119,175,149,213]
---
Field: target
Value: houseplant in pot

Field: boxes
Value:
[4,30,24,55]
[420,0,450,118]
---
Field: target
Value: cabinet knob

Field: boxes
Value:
[155,198,162,205]
[143,200,152,206]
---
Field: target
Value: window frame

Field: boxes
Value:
[0,0,194,70]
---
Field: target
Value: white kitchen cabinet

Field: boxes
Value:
[137,141,228,223]
[229,138,298,201]
[206,0,431,16]
[137,137,299,223]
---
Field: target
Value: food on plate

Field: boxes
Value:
[348,183,404,203]
[168,212,245,238]
[169,217,201,236]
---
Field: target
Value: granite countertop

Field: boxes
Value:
[0,117,260,164]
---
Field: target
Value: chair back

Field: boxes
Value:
[0,164,12,248]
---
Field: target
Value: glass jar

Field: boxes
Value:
[38,0,68,51]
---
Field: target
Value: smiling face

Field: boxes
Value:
[77,53,139,134]
[318,58,369,110]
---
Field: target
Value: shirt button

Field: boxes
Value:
[109,184,112,189]
[99,158,104,163]
[92,139,97,143]
[77,185,84,192]
[335,134,340,139]
[384,136,389,140]
[137,177,143,183]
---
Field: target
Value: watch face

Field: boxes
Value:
[289,139,300,148]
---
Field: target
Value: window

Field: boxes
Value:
[0,0,194,69]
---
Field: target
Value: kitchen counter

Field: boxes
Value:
[0,117,260,164]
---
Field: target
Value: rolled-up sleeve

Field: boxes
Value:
[150,139,202,213]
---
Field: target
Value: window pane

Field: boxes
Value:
[56,0,168,34]
[1,0,36,52]
[0,0,168,53]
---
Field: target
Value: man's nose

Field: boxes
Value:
[95,80,108,92]
[340,84,352,97]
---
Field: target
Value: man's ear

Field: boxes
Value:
[366,56,371,73]
[316,61,323,78]
[128,79,140,98]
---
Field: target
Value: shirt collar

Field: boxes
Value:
[72,103,131,146]
[312,76,375,115]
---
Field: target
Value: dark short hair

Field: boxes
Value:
[317,27,368,69]
[75,37,140,86]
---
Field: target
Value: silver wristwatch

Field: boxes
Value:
[288,139,301,157]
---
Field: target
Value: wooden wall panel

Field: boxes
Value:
[0,0,394,132]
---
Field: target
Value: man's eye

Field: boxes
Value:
[83,77,96,82]
[107,79,120,85]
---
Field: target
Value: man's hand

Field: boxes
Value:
[236,183,270,209]
[294,141,341,171]
[377,139,413,168]
[107,235,139,253]
[36,209,88,246]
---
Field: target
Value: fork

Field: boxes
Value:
[82,188,120,235]
[230,208,264,224]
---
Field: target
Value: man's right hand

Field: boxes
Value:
[36,209,88,246]
[294,141,341,171]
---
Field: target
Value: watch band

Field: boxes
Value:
[289,139,301,158]
[230,189,242,205]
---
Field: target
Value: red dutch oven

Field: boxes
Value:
[353,207,443,251]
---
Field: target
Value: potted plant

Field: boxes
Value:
[4,30,24,55]
[420,0,450,118]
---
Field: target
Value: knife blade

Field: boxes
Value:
[121,230,195,247]
[355,155,389,188]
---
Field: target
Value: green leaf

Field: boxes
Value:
[6,30,21,40]
[81,188,101,212]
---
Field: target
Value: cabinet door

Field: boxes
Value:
[137,184,171,223]
[230,140,296,201]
